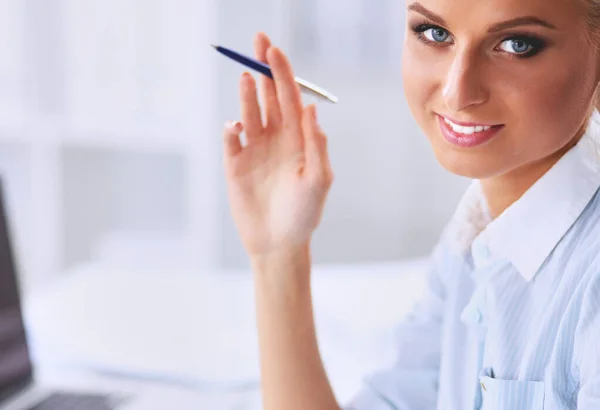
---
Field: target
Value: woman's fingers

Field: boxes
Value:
[253,32,281,129]
[302,105,333,187]
[223,120,244,158]
[240,73,263,144]
[266,47,303,139]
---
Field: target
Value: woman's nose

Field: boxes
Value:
[442,53,489,112]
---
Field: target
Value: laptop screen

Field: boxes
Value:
[0,185,33,401]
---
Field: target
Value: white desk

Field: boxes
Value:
[23,258,429,409]
[30,366,261,410]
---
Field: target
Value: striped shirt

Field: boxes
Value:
[345,112,600,409]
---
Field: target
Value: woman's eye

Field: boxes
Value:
[498,38,533,55]
[423,27,451,43]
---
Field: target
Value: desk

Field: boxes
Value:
[32,366,262,410]
[23,258,428,408]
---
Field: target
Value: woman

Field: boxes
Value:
[222,0,600,408]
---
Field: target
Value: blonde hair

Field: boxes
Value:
[582,0,600,112]
[582,0,600,159]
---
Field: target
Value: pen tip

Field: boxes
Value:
[210,44,218,49]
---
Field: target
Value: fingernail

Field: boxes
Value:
[225,120,241,130]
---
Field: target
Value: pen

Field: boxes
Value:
[211,44,339,104]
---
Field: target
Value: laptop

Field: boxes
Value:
[0,180,258,410]
[0,182,252,410]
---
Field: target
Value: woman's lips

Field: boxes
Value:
[437,115,504,148]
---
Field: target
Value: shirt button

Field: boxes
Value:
[479,248,490,261]
[481,246,490,258]
[462,306,482,324]
[472,242,493,269]
[472,308,482,324]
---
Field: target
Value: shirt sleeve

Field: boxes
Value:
[574,269,600,409]
[342,243,448,410]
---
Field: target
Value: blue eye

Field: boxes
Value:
[411,24,453,44]
[500,38,532,54]
[497,36,546,58]
[424,27,450,43]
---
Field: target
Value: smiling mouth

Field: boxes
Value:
[437,114,504,148]
[439,115,504,135]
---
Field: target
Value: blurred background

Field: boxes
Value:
[0,0,471,406]
[0,0,469,293]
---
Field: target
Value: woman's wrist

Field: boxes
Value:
[250,242,312,278]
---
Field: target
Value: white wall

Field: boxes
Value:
[0,0,471,282]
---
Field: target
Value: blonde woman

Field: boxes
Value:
[222,0,600,408]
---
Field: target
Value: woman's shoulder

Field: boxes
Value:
[554,188,600,294]
[563,186,600,256]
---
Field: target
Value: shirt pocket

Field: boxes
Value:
[478,367,545,410]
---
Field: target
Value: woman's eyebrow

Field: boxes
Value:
[407,2,558,32]
[488,16,557,32]
[407,2,448,26]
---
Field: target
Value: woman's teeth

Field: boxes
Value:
[444,117,493,135]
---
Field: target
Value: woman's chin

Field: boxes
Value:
[432,147,504,180]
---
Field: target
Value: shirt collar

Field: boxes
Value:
[445,111,600,282]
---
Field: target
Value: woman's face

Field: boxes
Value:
[402,0,600,179]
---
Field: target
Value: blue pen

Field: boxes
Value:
[211,44,339,104]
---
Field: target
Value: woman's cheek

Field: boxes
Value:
[402,47,443,129]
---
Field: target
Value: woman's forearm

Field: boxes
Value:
[251,244,341,410]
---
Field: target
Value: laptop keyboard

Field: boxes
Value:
[25,392,127,410]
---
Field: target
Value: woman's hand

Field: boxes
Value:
[222,32,334,258]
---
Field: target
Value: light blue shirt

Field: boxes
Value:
[345,113,600,410]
